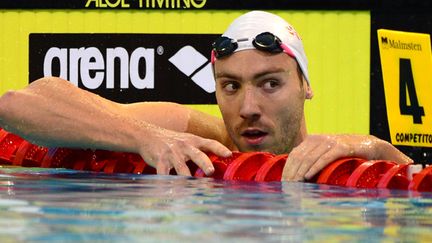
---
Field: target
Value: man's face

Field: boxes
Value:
[214,50,309,154]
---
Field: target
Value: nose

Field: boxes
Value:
[239,86,261,121]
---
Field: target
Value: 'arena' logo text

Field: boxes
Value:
[43,47,155,89]
[29,33,219,104]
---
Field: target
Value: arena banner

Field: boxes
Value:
[0,10,370,134]
[29,34,218,104]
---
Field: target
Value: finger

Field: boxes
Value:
[199,139,232,158]
[294,143,333,181]
[186,146,214,176]
[169,151,191,176]
[282,156,301,181]
[304,148,345,180]
[156,157,171,175]
[282,142,320,181]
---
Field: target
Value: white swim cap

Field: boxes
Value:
[218,11,310,85]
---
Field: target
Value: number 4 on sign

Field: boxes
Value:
[399,58,425,124]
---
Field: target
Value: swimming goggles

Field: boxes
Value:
[211,32,295,64]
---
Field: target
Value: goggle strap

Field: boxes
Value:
[211,36,296,64]
[280,43,295,58]
[211,50,216,64]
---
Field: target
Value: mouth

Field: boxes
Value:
[241,129,268,146]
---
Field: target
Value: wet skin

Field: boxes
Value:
[214,49,311,155]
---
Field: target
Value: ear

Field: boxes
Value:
[305,85,313,99]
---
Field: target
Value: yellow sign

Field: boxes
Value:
[378,29,432,147]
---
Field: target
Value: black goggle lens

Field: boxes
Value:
[212,37,238,58]
[212,32,283,59]
[253,32,283,53]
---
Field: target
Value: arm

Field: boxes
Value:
[0,77,232,175]
[121,102,234,149]
[282,134,413,181]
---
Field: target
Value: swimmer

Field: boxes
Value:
[0,11,412,181]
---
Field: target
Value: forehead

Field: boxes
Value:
[214,49,297,79]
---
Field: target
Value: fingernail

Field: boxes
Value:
[206,166,215,175]
[223,150,232,157]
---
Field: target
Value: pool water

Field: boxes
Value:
[0,167,431,242]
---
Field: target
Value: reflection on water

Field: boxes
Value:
[0,167,431,242]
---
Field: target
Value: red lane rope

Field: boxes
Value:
[0,128,430,191]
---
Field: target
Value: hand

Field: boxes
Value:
[281,134,413,181]
[137,125,232,176]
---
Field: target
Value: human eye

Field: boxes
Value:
[262,79,280,92]
[222,81,240,94]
